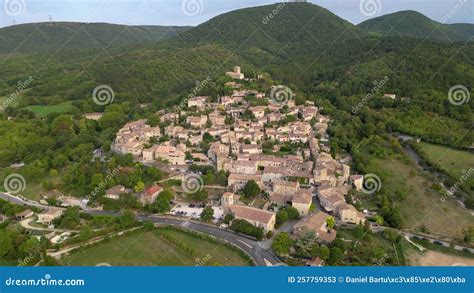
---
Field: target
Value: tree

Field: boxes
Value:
[243,180,260,198]
[276,210,289,227]
[203,132,214,143]
[230,219,264,241]
[134,181,145,193]
[200,206,214,222]
[188,189,208,202]
[294,231,317,258]
[328,247,343,265]
[223,214,234,224]
[59,207,81,229]
[272,233,294,256]
[285,206,300,219]
[374,215,384,226]
[147,114,161,127]
[318,245,330,261]
[382,229,399,243]
[117,210,136,228]
[152,189,174,213]
[463,228,474,244]
[326,216,335,230]
[79,225,93,241]
[143,220,155,231]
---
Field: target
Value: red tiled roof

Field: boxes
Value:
[146,185,162,197]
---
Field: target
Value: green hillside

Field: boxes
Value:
[0,22,191,54]
[358,10,474,42]
[177,2,366,52]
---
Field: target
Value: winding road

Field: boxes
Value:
[0,192,281,266]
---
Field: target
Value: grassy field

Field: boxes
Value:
[367,158,474,239]
[0,171,62,202]
[60,228,252,266]
[25,101,76,116]
[418,142,474,187]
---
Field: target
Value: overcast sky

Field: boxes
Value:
[1,0,473,28]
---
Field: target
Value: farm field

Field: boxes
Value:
[60,228,252,266]
[367,158,474,239]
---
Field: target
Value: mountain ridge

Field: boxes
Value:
[0,22,192,54]
[358,10,474,42]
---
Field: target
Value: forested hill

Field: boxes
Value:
[358,10,474,42]
[0,22,191,54]
[176,2,366,52]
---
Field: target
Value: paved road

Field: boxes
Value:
[148,216,280,266]
[88,210,281,266]
[0,191,280,266]
[0,192,50,209]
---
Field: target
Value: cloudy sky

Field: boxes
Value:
[1,0,473,28]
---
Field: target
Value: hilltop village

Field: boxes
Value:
[110,66,366,246]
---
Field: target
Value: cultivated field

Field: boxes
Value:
[60,228,252,266]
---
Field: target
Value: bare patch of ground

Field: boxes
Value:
[409,250,474,266]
